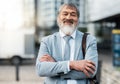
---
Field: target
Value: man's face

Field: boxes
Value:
[57,5,79,35]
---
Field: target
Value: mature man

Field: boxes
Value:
[36,3,98,84]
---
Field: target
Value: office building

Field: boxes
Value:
[37,0,86,29]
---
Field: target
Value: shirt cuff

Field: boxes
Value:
[67,61,70,72]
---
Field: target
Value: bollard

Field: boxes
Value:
[15,63,19,81]
[12,56,21,81]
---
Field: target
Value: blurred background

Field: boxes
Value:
[0,0,120,84]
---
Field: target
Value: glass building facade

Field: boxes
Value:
[37,0,86,28]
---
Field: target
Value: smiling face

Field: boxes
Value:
[57,4,79,35]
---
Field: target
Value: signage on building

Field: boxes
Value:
[112,29,120,66]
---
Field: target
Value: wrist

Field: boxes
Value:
[70,61,74,70]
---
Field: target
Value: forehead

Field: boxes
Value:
[61,5,77,13]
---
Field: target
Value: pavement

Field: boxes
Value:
[0,49,113,84]
[98,50,120,84]
[0,60,45,84]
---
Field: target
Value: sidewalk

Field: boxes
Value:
[0,65,44,84]
[0,50,119,84]
[98,50,120,84]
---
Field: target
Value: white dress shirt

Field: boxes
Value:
[59,30,77,84]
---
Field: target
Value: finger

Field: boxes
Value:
[43,55,52,59]
[43,54,48,56]
[40,55,49,59]
[42,55,49,57]
[85,66,94,74]
[40,59,46,62]
[44,54,51,56]
[86,63,96,71]
[87,60,95,66]
[42,55,56,62]
[83,69,90,77]
[40,57,47,61]
[45,56,55,61]
[41,56,51,60]
[39,56,47,61]
[40,58,48,62]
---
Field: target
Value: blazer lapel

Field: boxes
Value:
[54,33,63,61]
[74,31,83,60]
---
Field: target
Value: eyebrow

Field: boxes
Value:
[62,11,77,13]
[62,11,77,15]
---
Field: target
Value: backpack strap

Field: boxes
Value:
[82,33,98,84]
[82,33,89,59]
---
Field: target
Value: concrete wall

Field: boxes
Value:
[87,0,120,21]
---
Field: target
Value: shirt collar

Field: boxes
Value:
[59,30,76,39]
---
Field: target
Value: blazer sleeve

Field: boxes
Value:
[36,37,70,77]
[60,35,98,79]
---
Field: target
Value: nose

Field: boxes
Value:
[66,14,71,19]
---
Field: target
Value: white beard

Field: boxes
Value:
[61,25,75,35]
[58,21,76,35]
[57,17,77,35]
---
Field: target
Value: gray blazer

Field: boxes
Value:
[36,30,98,84]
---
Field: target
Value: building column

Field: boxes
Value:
[87,23,96,35]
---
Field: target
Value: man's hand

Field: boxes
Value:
[40,54,55,62]
[70,60,95,77]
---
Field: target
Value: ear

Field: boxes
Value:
[57,15,61,23]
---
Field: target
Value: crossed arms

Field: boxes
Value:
[40,54,95,77]
[36,37,98,79]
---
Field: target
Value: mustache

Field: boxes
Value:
[63,19,74,24]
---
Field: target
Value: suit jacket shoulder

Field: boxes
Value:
[41,32,59,43]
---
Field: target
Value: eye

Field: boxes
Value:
[71,13,77,17]
[62,13,68,16]
[71,13,77,16]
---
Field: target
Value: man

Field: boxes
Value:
[36,3,98,84]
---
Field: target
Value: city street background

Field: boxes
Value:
[0,60,44,84]
[0,50,113,84]
[0,0,120,84]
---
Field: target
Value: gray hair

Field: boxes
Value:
[58,3,80,18]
